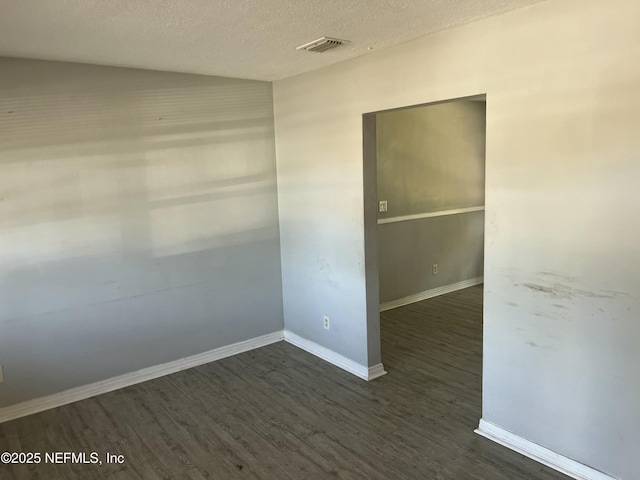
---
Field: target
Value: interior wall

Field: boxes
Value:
[376,101,485,303]
[376,101,485,216]
[377,213,484,303]
[273,1,640,478]
[0,58,283,407]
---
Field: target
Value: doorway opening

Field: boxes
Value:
[363,94,486,421]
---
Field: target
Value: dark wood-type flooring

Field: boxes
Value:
[0,285,568,479]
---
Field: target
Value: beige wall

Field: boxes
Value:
[0,58,283,407]
[274,1,640,478]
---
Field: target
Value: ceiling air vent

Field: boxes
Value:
[296,37,350,53]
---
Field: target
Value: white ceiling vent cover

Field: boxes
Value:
[296,37,350,53]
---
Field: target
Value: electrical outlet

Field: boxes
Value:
[323,315,330,330]
[0,365,4,384]
[432,264,438,275]
[378,200,388,212]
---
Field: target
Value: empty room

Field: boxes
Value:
[1,1,639,479]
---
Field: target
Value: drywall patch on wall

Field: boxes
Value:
[522,282,619,300]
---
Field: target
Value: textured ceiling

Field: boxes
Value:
[0,0,545,81]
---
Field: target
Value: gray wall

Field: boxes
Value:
[273,0,640,478]
[376,101,485,303]
[0,58,283,407]
[376,101,486,217]
[377,213,484,303]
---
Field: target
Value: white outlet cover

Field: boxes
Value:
[379,200,388,212]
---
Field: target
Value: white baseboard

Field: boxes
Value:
[380,276,484,312]
[475,419,616,480]
[0,331,284,424]
[1,329,387,423]
[284,330,386,381]
[367,363,388,380]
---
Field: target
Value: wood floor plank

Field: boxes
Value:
[0,285,569,479]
